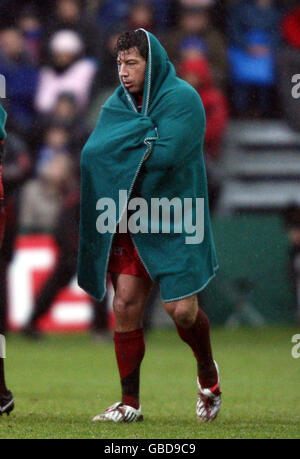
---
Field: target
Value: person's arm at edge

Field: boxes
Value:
[0,104,7,248]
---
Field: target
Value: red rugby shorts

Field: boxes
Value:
[108,232,150,280]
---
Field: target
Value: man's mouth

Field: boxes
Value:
[124,82,133,88]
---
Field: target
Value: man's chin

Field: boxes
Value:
[128,87,137,94]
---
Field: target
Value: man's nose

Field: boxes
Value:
[119,64,128,78]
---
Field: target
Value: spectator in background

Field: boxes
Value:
[178,56,228,212]
[97,0,131,31]
[127,2,156,34]
[178,57,228,160]
[98,0,172,33]
[0,27,38,136]
[178,0,215,6]
[43,0,103,60]
[228,0,280,51]
[35,93,89,162]
[18,152,75,233]
[94,25,124,91]
[148,0,173,31]
[178,36,208,62]
[35,123,71,174]
[48,93,89,157]
[35,30,98,115]
[282,6,300,49]
[278,5,300,131]
[227,0,281,117]
[165,5,227,88]
[88,25,125,129]
[21,187,110,341]
[17,5,43,65]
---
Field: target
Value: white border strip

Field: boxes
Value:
[162,265,219,303]
[137,28,152,116]
[0,334,6,358]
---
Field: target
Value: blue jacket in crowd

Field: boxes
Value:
[227,0,281,50]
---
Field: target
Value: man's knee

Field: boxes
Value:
[113,295,144,332]
[113,295,138,319]
[174,305,197,328]
[164,296,198,329]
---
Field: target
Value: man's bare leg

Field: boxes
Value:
[111,273,153,332]
[163,294,218,387]
[163,294,222,422]
[111,273,153,409]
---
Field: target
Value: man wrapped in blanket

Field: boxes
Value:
[78,30,220,423]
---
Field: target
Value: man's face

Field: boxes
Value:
[181,12,208,34]
[0,29,24,59]
[57,0,80,23]
[117,47,147,95]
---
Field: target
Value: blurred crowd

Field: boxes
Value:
[0,0,299,333]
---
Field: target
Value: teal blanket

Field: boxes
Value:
[0,104,7,140]
[78,29,218,302]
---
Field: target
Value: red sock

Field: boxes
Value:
[114,328,145,409]
[176,309,218,389]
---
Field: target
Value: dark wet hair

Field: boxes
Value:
[115,30,148,61]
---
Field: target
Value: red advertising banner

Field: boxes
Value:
[8,234,114,332]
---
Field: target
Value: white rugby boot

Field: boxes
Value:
[196,361,221,422]
[92,402,143,423]
[0,390,14,416]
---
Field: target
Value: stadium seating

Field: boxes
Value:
[218,120,300,214]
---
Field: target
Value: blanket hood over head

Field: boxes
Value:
[78,29,218,302]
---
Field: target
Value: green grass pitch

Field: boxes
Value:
[0,326,299,439]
